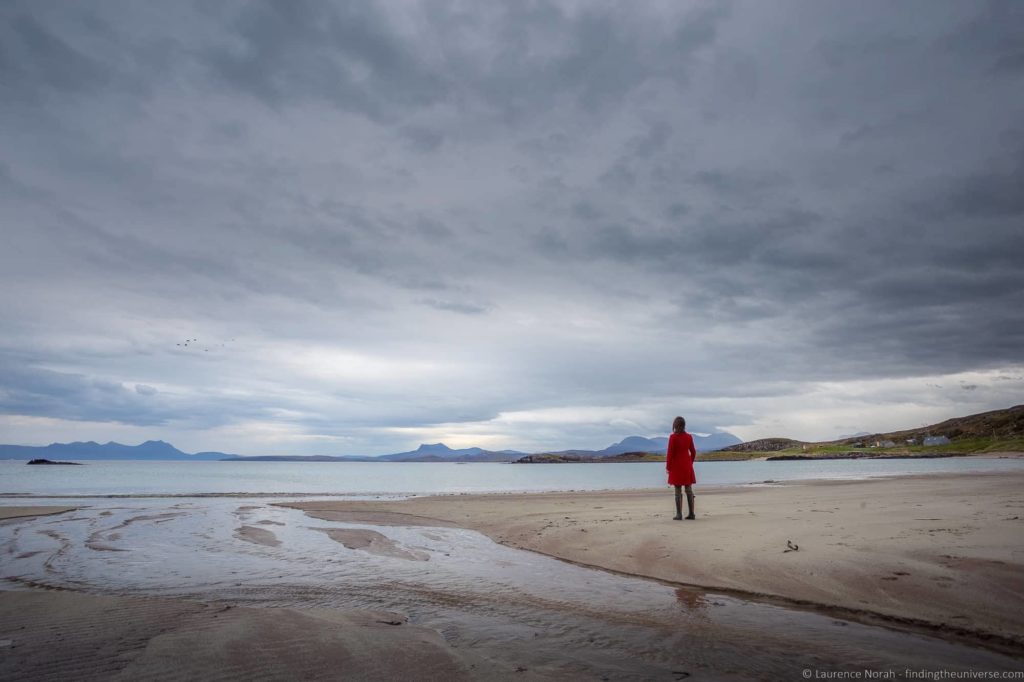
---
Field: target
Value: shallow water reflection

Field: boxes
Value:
[1,499,1020,680]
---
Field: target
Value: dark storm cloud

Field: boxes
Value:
[940,0,1024,73]
[1,0,1023,450]
[927,152,1024,219]
[204,0,445,120]
[426,2,728,122]
[0,11,107,95]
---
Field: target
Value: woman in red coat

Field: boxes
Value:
[666,416,697,520]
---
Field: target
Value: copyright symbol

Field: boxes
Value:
[802,670,812,679]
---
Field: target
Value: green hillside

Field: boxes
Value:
[720,405,1024,458]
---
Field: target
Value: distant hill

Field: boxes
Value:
[597,432,741,455]
[374,443,526,462]
[0,428,741,464]
[830,404,1024,445]
[227,443,528,463]
[721,405,1024,453]
[0,440,238,461]
[719,438,807,453]
[221,455,374,462]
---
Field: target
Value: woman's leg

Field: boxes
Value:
[684,485,695,519]
[673,485,683,520]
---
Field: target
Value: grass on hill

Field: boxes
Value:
[714,406,1024,459]
[713,436,1024,459]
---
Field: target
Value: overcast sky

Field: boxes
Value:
[1,1,1022,455]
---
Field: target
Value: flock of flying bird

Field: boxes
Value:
[175,338,235,352]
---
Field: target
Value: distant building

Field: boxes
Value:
[923,435,951,446]
[876,440,896,448]
[905,438,917,445]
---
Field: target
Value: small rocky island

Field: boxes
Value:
[27,459,82,466]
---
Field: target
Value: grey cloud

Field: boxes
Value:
[400,126,445,153]
[857,269,1024,310]
[2,1,1023,452]
[204,0,445,120]
[435,2,728,122]
[690,169,792,198]
[992,51,1024,75]
[628,122,673,160]
[598,162,636,191]
[532,227,571,257]
[807,288,1024,379]
[0,9,107,97]
[666,203,689,219]
[940,0,1024,72]
[0,361,175,427]
[418,299,491,316]
[934,156,1024,219]
[580,206,822,271]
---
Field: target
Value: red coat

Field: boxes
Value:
[666,432,697,486]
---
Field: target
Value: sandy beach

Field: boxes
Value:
[2,471,1022,679]
[0,590,479,681]
[285,471,1024,649]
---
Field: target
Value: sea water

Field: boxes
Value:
[2,456,1024,497]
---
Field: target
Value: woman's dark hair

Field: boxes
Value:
[672,416,686,433]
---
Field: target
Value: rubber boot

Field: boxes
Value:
[685,492,696,520]
[673,490,683,520]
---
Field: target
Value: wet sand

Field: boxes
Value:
[0,506,77,520]
[316,527,430,560]
[234,524,282,547]
[2,473,1022,678]
[0,590,477,681]
[285,471,1024,649]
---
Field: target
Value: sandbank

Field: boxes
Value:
[0,506,76,520]
[234,524,282,547]
[284,471,1024,649]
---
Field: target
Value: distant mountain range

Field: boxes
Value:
[228,443,527,463]
[600,432,742,454]
[0,431,742,462]
[0,440,237,461]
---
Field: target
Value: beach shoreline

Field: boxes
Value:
[2,470,1022,679]
[283,471,1024,653]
